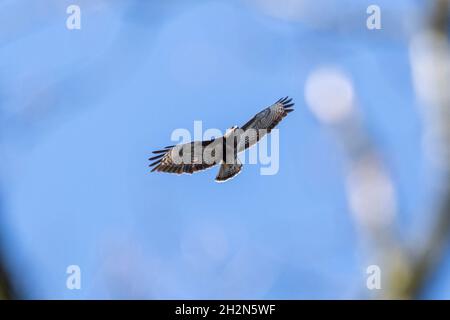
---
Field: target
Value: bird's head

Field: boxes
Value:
[224,125,239,137]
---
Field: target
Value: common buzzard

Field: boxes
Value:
[149,97,294,182]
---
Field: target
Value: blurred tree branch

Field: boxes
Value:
[0,256,15,300]
[385,0,450,299]
[0,198,15,299]
[306,0,450,299]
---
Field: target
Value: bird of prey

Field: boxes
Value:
[149,97,294,182]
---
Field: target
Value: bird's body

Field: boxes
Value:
[149,97,294,182]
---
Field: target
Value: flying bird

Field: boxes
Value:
[149,97,294,182]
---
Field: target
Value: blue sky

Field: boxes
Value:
[1,0,449,299]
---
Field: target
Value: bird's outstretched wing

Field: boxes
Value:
[149,139,221,174]
[239,96,294,150]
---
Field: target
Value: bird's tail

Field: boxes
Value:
[215,159,242,183]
